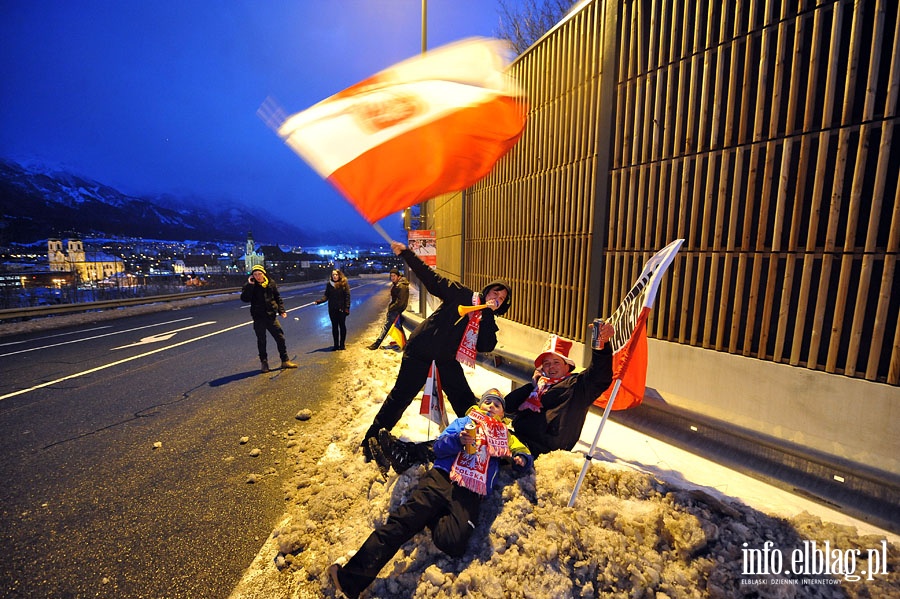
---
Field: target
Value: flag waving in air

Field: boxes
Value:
[419,361,449,431]
[595,239,684,410]
[260,37,527,224]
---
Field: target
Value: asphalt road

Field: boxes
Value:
[0,278,388,598]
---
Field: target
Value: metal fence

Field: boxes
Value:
[438,0,899,385]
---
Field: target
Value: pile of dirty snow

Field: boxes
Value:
[261,340,897,599]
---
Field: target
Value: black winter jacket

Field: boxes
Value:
[506,344,614,456]
[240,279,285,320]
[400,249,512,363]
[387,276,410,314]
[317,281,351,313]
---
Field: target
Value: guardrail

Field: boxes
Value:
[0,287,242,322]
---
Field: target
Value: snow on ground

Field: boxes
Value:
[241,325,899,599]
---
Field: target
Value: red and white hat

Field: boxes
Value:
[534,335,575,370]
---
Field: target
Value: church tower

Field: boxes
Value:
[67,239,85,263]
[244,232,265,273]
[47,239,66,272]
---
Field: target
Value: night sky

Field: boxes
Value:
[0,1,523,244]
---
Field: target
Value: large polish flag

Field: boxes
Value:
[267,37,527,223]
[595,239,684,410]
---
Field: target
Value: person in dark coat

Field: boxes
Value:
[240,264,298,372]
[367,267,409,350]
[504,323,615,457]
[361,241,513,462]
[314,269,351,350]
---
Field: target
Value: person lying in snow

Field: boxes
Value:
[371,319,615,474]
[328,389,532,599]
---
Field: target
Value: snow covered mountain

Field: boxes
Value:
[0,158,309,244]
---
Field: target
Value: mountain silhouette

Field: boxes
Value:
[0,158,313,245]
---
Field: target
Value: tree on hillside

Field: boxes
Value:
[496,0,578,54]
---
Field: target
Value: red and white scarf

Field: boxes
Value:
[518,374,570,412]
[455,293,482,368]
[449,409,511,495]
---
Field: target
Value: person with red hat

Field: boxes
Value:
[505,321,615,457]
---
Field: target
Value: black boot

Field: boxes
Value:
[260,359,270,373]
[367,437,391,478]
[377,429,433,473]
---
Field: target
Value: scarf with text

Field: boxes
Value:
[455,293,482,368]
[449,409,511,495]
[518,373,571,412]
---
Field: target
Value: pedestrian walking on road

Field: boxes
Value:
[367,267,409,350]
[315,269,351,350]
[240,264,298,372]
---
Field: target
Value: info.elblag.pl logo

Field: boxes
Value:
[741,540,890,584]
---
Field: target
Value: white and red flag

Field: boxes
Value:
[264,37,527,223]
[419,360,449,430]
[595,239,684,410]
[570,240,684,506]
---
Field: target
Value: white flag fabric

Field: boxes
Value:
[269,38,527,223]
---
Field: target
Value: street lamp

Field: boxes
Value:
[420,0,427,54]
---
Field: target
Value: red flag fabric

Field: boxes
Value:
[387,314,407,349]
[419,361,449,430]
[271,38,527,223]
[595,239,684,410]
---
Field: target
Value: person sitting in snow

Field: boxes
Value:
[328,389,532,599]
[373,319,615,473]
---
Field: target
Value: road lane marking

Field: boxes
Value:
[110,322,216,349]
[0,326,113,347]
[0,318,195,358]
[0,320,251,402]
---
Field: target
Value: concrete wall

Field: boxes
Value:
[646,340,900,478]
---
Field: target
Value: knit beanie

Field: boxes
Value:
[480,388,506,411]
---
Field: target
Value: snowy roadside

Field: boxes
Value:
[0,292,244,338]
[229,322,899,599]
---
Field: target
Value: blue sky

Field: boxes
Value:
[0,1,523,244]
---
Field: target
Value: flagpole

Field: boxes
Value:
[567,378,622,507]
[372,222,395,244]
